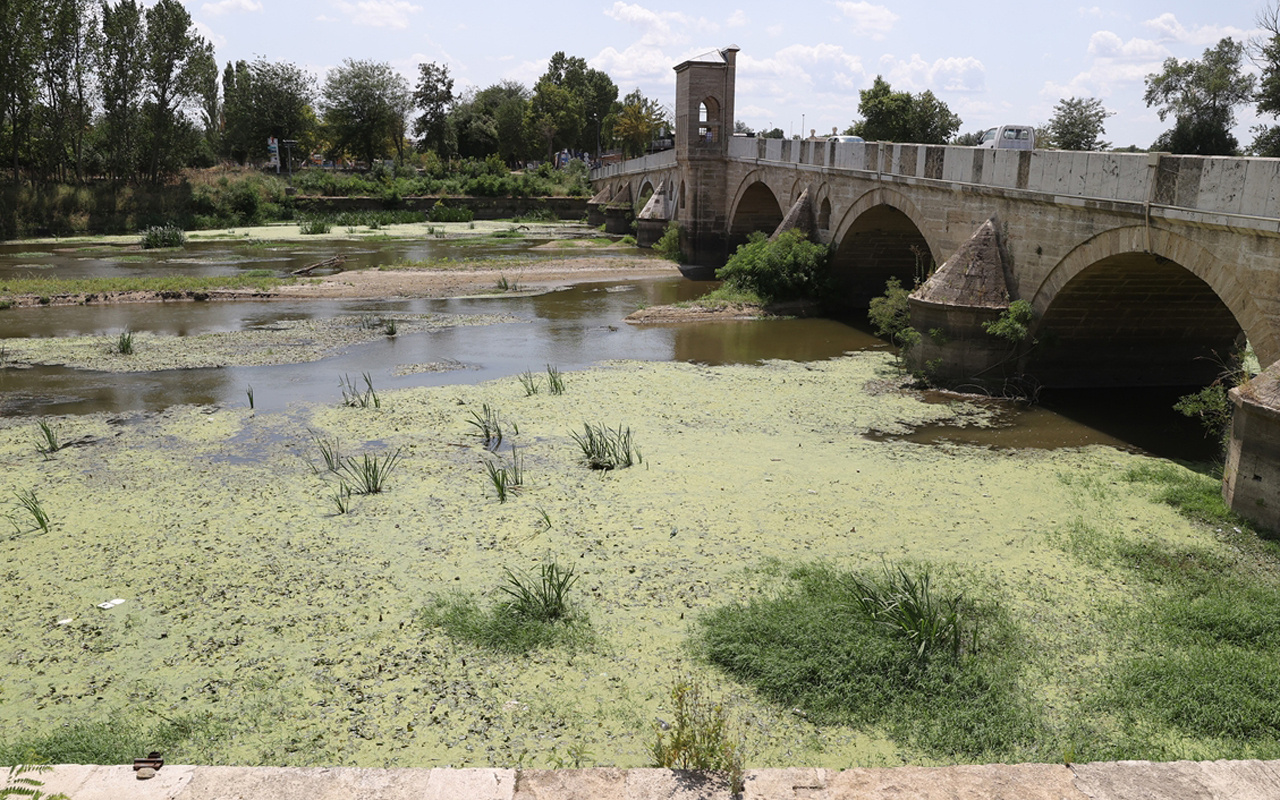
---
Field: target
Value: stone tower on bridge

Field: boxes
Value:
[672,45,738,266]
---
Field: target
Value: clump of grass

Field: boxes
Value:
[114,329,134,355]
[546,364,565,395]
[383,318,398,337]
[299,218,331,235]
[485,447,524,503]
[518,371,540,396]
[11,489,50,534]
[695,562,1037,760]
[310,431,343,474]
[332,482,352,515]
[34,419,61,458]
[571,422,640,470]
[494,274,522,292]
[651,680,744,794]
[245,385,254,409]
[339,449,402,495]
[466,403,515,451]
[846,562,969,663]
[339,373,380,409]
[421,559,589,653]
[499,560,577,622]
[140,224,186,249]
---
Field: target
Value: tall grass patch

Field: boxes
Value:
[420,560,590,654]
[695,562,1040,761]
[0,713,215,766]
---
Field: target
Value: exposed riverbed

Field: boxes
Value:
[0,222,1256,768]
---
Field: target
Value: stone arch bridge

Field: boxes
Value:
[589,46,1280,529]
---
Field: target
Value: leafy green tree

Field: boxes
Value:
[527,52,616,159]
[97,0,146,181]
[613,88,666,157]
[1144,37,1254,155]
[1044,97,1112,151]
[450,81,532,163]
[320,59,411,167]
[761,127,785,139]
[412,61,454,156]
[0,0,43,180]
[33,0,96,182]
[849,76,960,144]
[140,0,215,181]
[223,59,316,165]
[527,77,582,163]
[1252,4,1280,156]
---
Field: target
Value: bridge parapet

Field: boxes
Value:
[722,136,1280,236]
[591,149,676,181]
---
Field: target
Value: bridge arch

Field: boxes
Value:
[828,187,938,308]
[1027,226,1270,386]
[726,171,784,253]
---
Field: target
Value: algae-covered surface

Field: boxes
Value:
[0,354,1249,767]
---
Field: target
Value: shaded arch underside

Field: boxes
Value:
[830,204,931,308]
[727,182,783,252]
[1029,253,1243,387]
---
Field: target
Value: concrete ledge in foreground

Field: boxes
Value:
[33,760,1280,799]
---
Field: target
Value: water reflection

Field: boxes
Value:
[0,278,877,417]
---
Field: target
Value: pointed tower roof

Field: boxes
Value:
[912,218,1012,309]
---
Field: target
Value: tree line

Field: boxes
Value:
[0,0,670,185]
[5,0,1280,191]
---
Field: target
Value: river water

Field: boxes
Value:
[0,235,1218,462]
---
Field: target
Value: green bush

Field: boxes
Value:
[140,224,185,249]
[651,680,744,792]
[427,200,474,223]
[653,221,683,263]
[715,229,830,303]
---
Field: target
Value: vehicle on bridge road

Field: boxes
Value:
[978,125,1035,149]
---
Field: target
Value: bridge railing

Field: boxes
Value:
[729,136,1280,230]
[590,149,676,181]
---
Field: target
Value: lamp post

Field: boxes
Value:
[282,140,298,178]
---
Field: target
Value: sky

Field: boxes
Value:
[187,0,1272,150]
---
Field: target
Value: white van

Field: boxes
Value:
[978,125,1035,150]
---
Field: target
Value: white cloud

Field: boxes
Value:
[878,54,985,93]
[1143,13,1249,47]
[1086,31,1166,61]
[603,2,716,47]
[201,0,260,15]
[330,0,422,29]
[831,1,898,39]
[727,10,747,27]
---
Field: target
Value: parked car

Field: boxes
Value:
[829,135,866,143]
[978,125,1035,150]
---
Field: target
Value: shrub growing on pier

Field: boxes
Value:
[715,229,830,303]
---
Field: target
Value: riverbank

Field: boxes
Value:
[1,352,1273,769]
[0,220,680,308]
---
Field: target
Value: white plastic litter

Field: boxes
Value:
[96,598,126,609]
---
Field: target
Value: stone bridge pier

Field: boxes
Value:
[591,46,1280,533]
